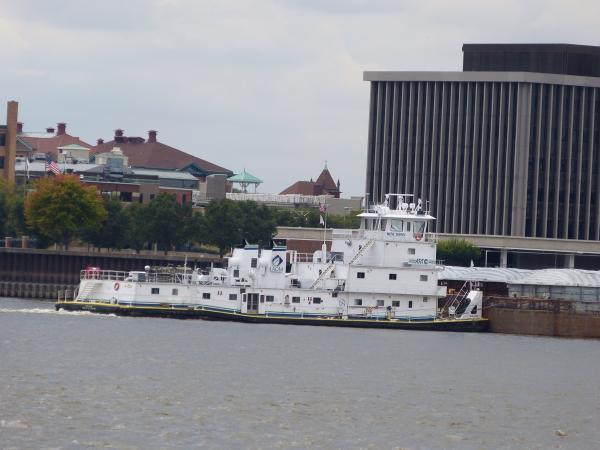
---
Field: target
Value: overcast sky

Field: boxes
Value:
[1,0,598,195]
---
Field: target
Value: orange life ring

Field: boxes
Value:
[114,282,120,291]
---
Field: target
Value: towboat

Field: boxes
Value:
[56,194,488,332]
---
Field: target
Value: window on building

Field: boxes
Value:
[260,294,264,303]
[151,288,159,295]
[408,300,413,308]
[202,293,210,299]
[251,258,258,268]
[292,296,300,303]
[150,194,155,200]
[313,297,322,304]
[266,295,274,302]
[423,297,428,302]
[357,272,365,279]
[172,288,178,296]
[0,156,4,169]
[182,194,187,203]
[233,269,240,278]
[354,299,363,306]
[120,192,132,202]
[392,301,400,307]
[408,248,416,255]
[229,294,237,300]
[139,193,144,203]
[420,275,428,281]
[389,273,397,280]
[376,300,385,307]
[0,133,6,146]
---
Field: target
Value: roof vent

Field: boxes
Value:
[46,127,55,134]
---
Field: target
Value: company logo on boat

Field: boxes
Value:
[271,255,284,272]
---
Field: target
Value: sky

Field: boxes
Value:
[1,0,599,196]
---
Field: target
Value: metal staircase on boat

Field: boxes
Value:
[440,281,470,317]
[309,238,375,289]
[76,282,101,301]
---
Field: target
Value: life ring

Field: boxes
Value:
[114,282,120,291]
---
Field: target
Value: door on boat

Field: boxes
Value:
[247,293,259,314]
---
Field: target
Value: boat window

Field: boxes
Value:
[406,222,411,231]
[266,295,274,302]
[420,275,428,281]
[172,288,178,296]
[357,272,365,279]
[251,258,257,268]
[292,296,300,303]
[389,273,397,280]
[408,248,416,255]
[392,301,400,307]
[233,269,240,278]
[151,288,159,295]
[390,219,403,231]
[379,219,387,231]
[415,221,426,234]
[203,293,210,299]
[408,300,413,308]
[376,300,385,307]
[229,294,237,300]
[354,299,362,306]
[313,297,322,304]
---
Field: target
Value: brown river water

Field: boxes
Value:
[1,297,599,449]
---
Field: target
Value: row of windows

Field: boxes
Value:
[357,271,428,281]
[354,298,428,307]
[150,289,427,308]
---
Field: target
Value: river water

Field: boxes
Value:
[0,297,598,450]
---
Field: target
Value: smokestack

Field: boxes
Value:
[46,127,55,134]
[115,129,124,137]
[16,122,23,133]
[97,138,104,145]
[57,122,66,135]
[148,130,157,143]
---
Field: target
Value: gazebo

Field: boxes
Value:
[227,169,262,193]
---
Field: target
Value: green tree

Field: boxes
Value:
[204,199,242,257]
[238,201,276,247]
[25,175,106,250]
[83,198,131,250]
[126,202,151,253]
[145,193,189,254]
[437,239,481,266]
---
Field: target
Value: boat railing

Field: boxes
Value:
[80,269,129,281]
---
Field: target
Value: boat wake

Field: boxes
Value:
[0,308,117,317]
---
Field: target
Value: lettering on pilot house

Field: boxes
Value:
[271,254,284,273]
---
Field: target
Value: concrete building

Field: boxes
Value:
[364,44,600,242]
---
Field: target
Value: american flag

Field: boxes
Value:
[319,203,327,213]
[45,156,61,175]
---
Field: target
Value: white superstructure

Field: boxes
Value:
[70,194,483,323]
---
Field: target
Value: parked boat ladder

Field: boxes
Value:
[440,281,470,317]
[309,238,375,289]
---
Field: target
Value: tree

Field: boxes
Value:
[83,198,131,250]
[204,199,242,257]
[437,239,481,267]
[25,175,106,250]
[145,193,189,254]
[238,201,276,247]
[126,202,151,253]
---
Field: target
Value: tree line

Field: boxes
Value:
[0,175,361,256]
